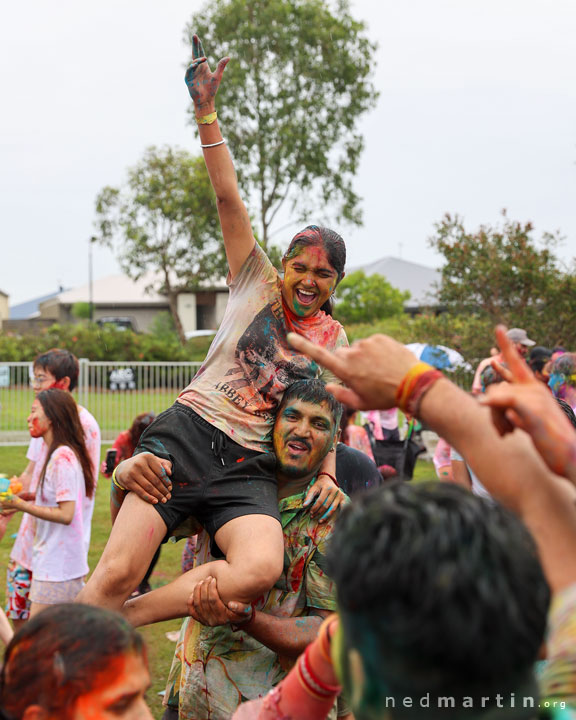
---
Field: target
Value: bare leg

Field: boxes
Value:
[123,514,284,627]
[29,602,50,619]
[0,608,13,645]
[11,618,27,633]
[76,493,167,610]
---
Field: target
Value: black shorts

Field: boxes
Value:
[134,403,280,543]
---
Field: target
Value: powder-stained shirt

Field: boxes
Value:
[32,445,92,582]
[540,582,576,705]
[163,485,341,720]
[10,406,100,571]
[178,243,347,452]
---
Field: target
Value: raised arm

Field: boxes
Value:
[185,35,255,279]
[287,331,576,596]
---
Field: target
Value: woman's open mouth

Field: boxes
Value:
[295,288,316,306]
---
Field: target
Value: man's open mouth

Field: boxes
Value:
[287,439,311,454]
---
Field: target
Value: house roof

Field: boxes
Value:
[10,290,63,319]
[349,256,441,307]
[45,271,228,308]
[55,273,167,306]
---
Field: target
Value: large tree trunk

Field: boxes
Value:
[166,289,186,346]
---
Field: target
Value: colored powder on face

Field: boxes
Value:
[73,651,150,719]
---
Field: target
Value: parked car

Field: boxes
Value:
[96,316,136,332]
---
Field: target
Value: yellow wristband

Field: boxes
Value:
[112,466,126,491]
[196,111,217,125]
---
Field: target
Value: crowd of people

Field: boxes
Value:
[1,34,576,720]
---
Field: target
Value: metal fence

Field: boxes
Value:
[0,357,477,446]
[0,360,202,444]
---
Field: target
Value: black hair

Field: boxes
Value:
[33,348,80,391]
[283,225,346,316]
[278,379,343,430]
[129,412,156,447]
[327,481,549,719]
[528,346,552,374]
[0,604,145,719]
[556,398,576,430]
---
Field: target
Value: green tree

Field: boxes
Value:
[95,146,226,344]
[186,0,378,251]
[427,212,576,356]
[71,302,91,320]
[334,270,409,325]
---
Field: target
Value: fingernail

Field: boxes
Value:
[161,497,167,503]
[303,499,310,506]
[229,602,237,611]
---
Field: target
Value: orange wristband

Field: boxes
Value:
[395,362,443,416]
[395,362,434,409]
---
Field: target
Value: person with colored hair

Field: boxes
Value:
[78,35,348,621]
[0,603,152,719]
[1,389,95,615]
[5,348,100,630]
[548,353,576,410]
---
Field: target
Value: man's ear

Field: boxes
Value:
[333,429,341,448]
[22,706,49,720]
[52,376,71,391]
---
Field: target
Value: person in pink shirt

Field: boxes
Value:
[1,389,95,616]
[341,408,375,463]
[4,349,100,630]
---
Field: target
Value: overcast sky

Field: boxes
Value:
[1,0,575,305]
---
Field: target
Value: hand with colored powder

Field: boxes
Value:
[114,453,173,505]
[479,325,576,481]
[185,34,230,117]
[303,475,348,523]
[0,476,23,502]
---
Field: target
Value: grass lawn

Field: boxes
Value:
[0,387,178,438]
[0,444,439,718]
